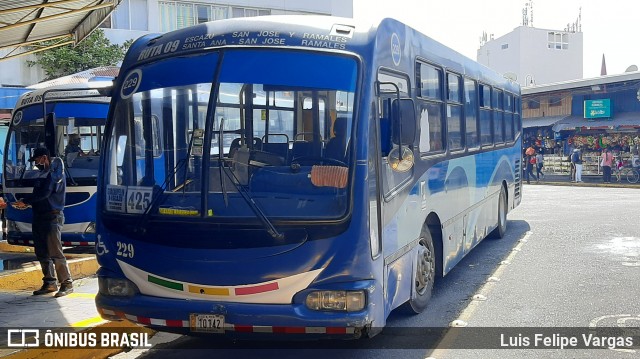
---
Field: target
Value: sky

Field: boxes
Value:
[352,0,640,79]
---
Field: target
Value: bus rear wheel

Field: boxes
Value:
[489,186,507,239]
[404,229,435,314]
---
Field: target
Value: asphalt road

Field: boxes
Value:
[113,185,640,359]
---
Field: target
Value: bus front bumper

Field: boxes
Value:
[95,292,374,339]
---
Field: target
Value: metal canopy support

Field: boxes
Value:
[0,0,122,61]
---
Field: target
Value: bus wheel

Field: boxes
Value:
[489,186,507,239]
[404,230,435,314]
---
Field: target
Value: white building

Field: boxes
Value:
[477,26,583,87]
[0,0,353,88]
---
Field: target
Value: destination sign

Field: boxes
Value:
[134,27,354,63]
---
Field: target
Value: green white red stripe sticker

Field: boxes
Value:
[117,259,323,304]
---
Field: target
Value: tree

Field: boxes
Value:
[28,29,133,80]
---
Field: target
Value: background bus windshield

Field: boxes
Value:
[5,102,107,185]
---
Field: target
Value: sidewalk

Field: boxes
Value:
[0,242,150,358]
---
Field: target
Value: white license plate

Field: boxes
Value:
[189,313,225,333]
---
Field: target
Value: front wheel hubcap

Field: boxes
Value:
[415,240,434,295]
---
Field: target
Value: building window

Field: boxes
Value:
[548,32,569,50]
[159,2,270,32]
[197,5,211,24]
[176,3,195,29]
[233,7,269,18]
[501,43,509,50]
[159,2,176,32]
[548,96,562,107]
[526,99,540,109]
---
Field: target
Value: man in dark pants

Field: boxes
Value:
[13,147,73,297]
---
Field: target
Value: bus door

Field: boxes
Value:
[376,71,418,312]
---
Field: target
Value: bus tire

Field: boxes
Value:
[489,186,507,239]
[403,229,435,314]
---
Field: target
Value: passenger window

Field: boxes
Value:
[418,63,442,100]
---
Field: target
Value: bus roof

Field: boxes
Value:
[14,81,112,112]
[120,15,518,95]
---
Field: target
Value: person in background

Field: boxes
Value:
[571,148,583,183]
[535,150,545,180]
[614,154,624,182]
[525,153,538,184]
[64,134,84,157]
[12,148,73,298]
[600,148,613,183]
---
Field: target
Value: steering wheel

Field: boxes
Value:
[290,156,347,167]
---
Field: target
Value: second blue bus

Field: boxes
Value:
[3,82,111,247]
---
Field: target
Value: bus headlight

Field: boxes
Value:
[98,277,140,297]
[305,290,366,312]
[85,222,96,234]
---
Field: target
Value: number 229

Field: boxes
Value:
[116,242,135,258]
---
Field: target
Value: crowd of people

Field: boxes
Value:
[523,144,627,184]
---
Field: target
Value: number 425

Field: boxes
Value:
[127,190,151,212]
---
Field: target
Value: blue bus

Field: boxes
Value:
[95,16,522,338]
[3,82,111,247]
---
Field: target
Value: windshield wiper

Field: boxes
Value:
[215,133,284,240]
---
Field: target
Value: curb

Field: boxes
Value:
[525,181,640,189]
[0,241,34,253]
[0,256,98,291]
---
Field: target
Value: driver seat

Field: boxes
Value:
[291,140,321,160]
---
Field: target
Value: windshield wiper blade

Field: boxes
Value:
[218,152,284,240]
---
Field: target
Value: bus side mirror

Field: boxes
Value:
[391,98,416,145]
[388,99,416,172]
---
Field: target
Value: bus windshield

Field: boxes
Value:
[5,101,107,185]
[104,49,358,221]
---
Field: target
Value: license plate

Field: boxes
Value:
[189,313,225,333]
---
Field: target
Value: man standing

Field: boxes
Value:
[571,148,583,183]
[13,147,73,297]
